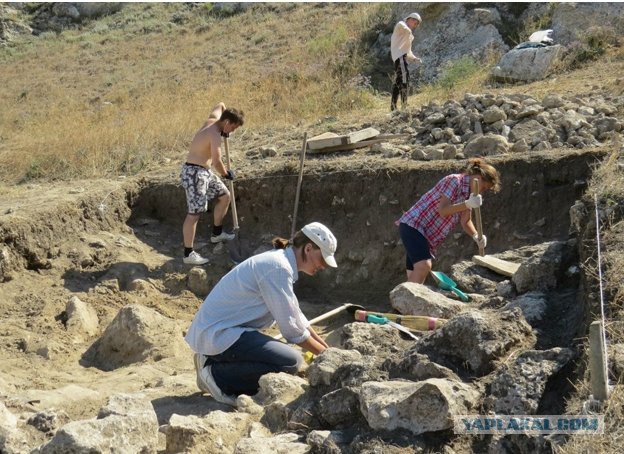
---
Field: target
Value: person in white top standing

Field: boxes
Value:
[390,12,422,111]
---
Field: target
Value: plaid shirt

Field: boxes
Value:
[397,174,472,251]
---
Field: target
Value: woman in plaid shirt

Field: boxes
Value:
[397,158,500,283]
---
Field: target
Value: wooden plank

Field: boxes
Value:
[472,255,521,277]
[346,127,380,144]
[307,132,346,150]
[307,138,388,154]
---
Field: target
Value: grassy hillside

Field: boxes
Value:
[0,3,622,185]
[0,3,392,183]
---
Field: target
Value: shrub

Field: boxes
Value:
[435,56,481,90]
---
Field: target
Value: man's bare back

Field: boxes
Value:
[185,102,226,169]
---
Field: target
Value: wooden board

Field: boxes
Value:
[307,128,380,151]
[346,127,380,144]
[472,255,521,277]
[307,132,345,150]
[307,138,388,154]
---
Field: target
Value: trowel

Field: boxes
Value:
[430,270,470,302]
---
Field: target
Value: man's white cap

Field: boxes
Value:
[405,12,422,23]
[301,222,338,268]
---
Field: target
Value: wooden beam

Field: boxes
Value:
[307,138,389,154]
[472,255,521,277]
[346,127,380,144]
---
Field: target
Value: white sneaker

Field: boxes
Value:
[196,361,237,406]
[193,353,210,393]
[183,251,209,265]
[210,231,235,243]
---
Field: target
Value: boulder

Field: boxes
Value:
[542,93,565,109]
[551,3,624,45]
[390,282,466,319]
[482,107,507,124]
[491,45,563,82]
[255,372,308,406]
[484,348,576,414]
[40,393,158,454]
[510,139,529,153]
[234,433,309,454]
[463,134,510,156]
[65,295,99,339]
[512,241,575,293]
[340,322,405,356]
[162,412,251,454]
[510,120,556,146]
[387,351,460,382]
[417,308,535,376]
[359,378,480,435]
[502,292,547,325]
[318,387,362,427]
[88,304,189,370]
[307,348,362,387]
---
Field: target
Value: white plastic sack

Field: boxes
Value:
[529,29,554,44]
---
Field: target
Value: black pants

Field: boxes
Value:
[391,55,409,111]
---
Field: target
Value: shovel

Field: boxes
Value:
[223,136,246,264]
[354,310,445,331]
[361,313,420,340]
[273,303,364,340]
[430,270,470,302]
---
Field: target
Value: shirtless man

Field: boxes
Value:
[180,102,245,265]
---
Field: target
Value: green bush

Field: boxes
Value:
[436,56,480,90]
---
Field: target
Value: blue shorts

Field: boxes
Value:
[399,223,434,270]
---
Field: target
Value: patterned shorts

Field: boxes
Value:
[180,163,228,214]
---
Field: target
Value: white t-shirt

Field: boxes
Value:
[390,20,417,62]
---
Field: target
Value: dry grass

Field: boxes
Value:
[0,3,387,183]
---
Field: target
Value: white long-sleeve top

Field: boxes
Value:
[185,247,311,356]
[390,20,418,62]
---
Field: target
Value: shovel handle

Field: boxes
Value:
[471,178,484,256]
[291,132,307,239]
[273,303,360,340]
[223,137,239,231]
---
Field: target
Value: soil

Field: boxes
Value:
[0,144,611,450]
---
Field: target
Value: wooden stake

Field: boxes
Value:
[291,132,307,239]
[589,320,609,401]
[472,178,485,256]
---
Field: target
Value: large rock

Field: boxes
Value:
[340,322,406,356]
[390,282,467,319]
[417,308,535,376]
[463,133,510,156]
[512,240,575,293]
[551,3,624,45]
[484,348,576,414]
[359,378,480,435]
[386,351,460,382]
[88,304,189,370]
[65,295,99,339]
[510,119,557,147]
[255,372,308,405]
[234,433,309,454]
[1,402,29,454]
[491,45,563,82]
[162,412,251,454]
[318,387,362,427]
[502,292,547,325]
[40,393,158,454]
[307,348,362,387]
